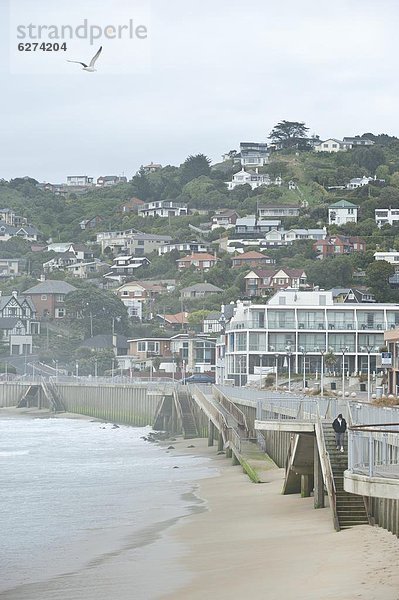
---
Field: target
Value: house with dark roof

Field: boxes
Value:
[180,283,223,299]
[0,291,38,355]
[80,334,129,355]
[244,268,308,297]
[23,280,77,319]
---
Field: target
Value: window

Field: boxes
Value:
[41,295,47,301]
[55,308,65,318]
[137,341,146,352]
[57,295,65,302]
[122,291,129,296]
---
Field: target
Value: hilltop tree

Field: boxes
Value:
[269,120,309,148]
[180,154,211,184]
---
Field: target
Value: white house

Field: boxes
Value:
[375,208,399,228]
[347,176,374,190]
[226,169,282,191]
[374,251,399,268]
[138,200,188,218]
[239,142,269,167]
[66,176,94,187]
[328,200,358,225]
[314,139,353,153]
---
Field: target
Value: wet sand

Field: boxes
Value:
[162,438,399,600]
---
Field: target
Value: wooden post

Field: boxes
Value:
[218,432,224,451]
[314,438,325,508]
[301,474,311,498]
[208,420,215,446]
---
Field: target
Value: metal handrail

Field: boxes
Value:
[348,423,399,479]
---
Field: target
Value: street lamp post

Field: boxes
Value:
[341,347,347,397]
[300,347,307,391]
[238,356,246,388]
[75,361,79,378]
[94,358,98,381]
[259,354,264,390]
[320,349,326,398]
[365,345,373,402]
[286,346,292,392]
[275,353,279,391]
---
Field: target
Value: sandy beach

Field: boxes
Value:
[162,438,399,600]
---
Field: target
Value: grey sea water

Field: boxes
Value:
[0,414,215,599]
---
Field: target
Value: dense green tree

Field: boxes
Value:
[65,285,129,337]
[269,121,309,148]
[365,260,395,302]
[180,154,211,184]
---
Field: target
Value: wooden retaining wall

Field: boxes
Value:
[370,497,399,537]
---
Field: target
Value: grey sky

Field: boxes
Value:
[1,0,399,182]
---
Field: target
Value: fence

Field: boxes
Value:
[348,425,399,479]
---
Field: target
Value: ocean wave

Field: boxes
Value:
[0,450,30,457]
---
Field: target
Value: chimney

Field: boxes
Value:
[12,290,18,298]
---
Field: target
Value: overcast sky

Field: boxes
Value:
[1,0,399,182]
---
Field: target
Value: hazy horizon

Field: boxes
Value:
[1,0,399,182]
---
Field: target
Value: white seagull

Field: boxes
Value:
[67,46,103,72]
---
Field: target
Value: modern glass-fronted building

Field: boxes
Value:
[219,290,399,386]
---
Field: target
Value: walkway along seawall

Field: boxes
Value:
[0,382,164,427]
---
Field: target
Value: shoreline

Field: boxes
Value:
[160,437,399,600]
[3,410,398,599]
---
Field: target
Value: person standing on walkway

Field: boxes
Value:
[332,413,347,453]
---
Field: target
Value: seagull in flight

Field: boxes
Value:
[67,46,103,72]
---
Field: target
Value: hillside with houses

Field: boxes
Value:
[2,122,399,380]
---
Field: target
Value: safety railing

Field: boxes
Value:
[348,424,399,479]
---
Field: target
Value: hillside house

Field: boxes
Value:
[138,200,188,218]
[176,253,219,271]
[66,176,94,187]
[79,216,104,230]
[226,169,281,191]
[235,217,281,236]
[211,209,239,230]
[232,251,274,269]
[313,235,366,258]
[244,268,308,296]
[96,230,172,255]
[23,280,77,319]
[328,200,358,225]
[375,208,399,228]
[257,205,300,219]
[314,139,353,153]
[180,283,223,299]
[96,176,127,187]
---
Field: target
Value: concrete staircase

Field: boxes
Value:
[17,385,40,408]
[175,387,198,439]
[322,422,369,530]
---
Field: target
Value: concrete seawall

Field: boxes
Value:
[0,382,163,427]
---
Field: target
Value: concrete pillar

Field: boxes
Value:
[208,420,215,447]
[232,452,240,466]
[301,475,312,498]
[314,438,325,509]
[218,432,224,452]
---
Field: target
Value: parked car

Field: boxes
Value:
[180,374,215,384]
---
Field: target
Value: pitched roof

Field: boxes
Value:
[181,283,223,293]
[23,280,77,295]
[0,317,20,330]
[158,312,189,325]
[80,335,128,350]
[178,253,218,262]
[329,200,358,209]
[233,251,269,260]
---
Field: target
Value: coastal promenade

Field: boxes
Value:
[1,377,398,536]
